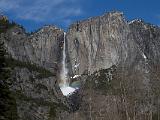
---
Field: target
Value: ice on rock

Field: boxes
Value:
[142,53,147,59]
[74,63,80,68]
[71,75,81,79]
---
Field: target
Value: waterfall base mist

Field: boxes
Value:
[60,86,76,96]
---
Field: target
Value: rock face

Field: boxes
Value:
[0,23,69,120]
[129,20,160,65]
[12,68,57,120]
[67,11,139,75]
[1,25,63,71]
[63,12,160,120]
[1,11,160,120]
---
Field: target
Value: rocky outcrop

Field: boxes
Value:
[64,11,160,120]
[12,67,58,120]
[0,22,69,120]
[7,65,71,120]
[67,11,140,75]
[129,20,160,65]
[1,25,63,71]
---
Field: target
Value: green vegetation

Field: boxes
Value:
[6,57,55,79]
[0,40,56,119]
[14,90,68,120]
[0,42,18,120]
[85,65,160,119]
[0,16,17,34]
[49,104,57,120]
[85,65,116,95]
[35,83,48,91]
[48,102,68,120]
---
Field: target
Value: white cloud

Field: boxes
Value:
[0,0,83,24]
[0,0,20,11]
[59,8,82,17]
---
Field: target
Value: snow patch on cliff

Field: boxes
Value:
[71,75,81,79]
[74,63,80,68]
[142,53,147,59]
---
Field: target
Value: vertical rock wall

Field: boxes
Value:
[67,12,139,75]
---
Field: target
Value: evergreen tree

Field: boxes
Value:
[0,15,17,33]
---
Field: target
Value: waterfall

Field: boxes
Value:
[60,32,69,87]
[59,32,76,96]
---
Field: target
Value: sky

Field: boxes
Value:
[0,0,160,32]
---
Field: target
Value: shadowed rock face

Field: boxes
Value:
[0,24,69,120]
[129,20,160,65]
[1,11,160,120]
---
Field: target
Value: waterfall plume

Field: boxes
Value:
[60,32,69,87]
[59,32,76,96]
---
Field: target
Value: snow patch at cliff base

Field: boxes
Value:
[71,75,81,79]
[60,86,76,96]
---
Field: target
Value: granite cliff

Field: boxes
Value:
[0,11,160,120]
[0,17,69,120]
[64,11,160,120]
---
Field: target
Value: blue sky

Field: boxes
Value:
[0,0,160,32]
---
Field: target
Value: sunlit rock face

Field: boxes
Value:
[67,11,139,75]
[62,12,160,120]
[2,25,63,71]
